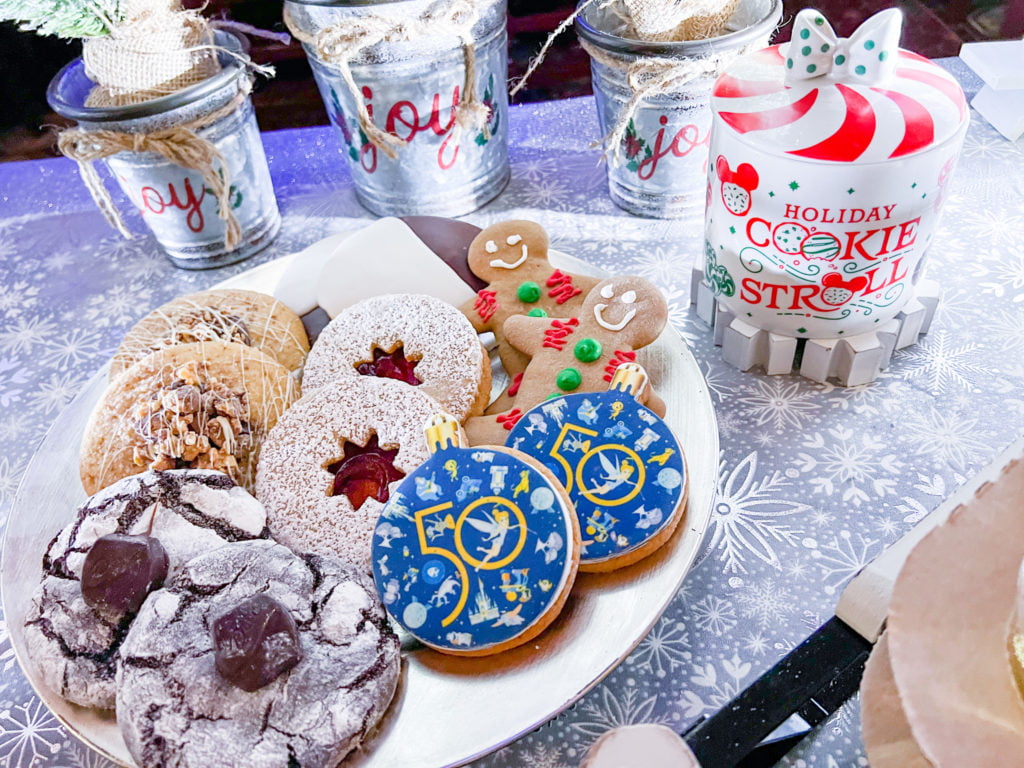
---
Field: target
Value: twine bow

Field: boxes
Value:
[56,85,249,251]
[785,8,902,85]
[581,36,769,164]
[284,0,491,160]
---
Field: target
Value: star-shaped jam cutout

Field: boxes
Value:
[325,434,405,509]
[355,345,422,385]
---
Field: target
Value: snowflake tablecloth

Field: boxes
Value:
[0,58,1021,767]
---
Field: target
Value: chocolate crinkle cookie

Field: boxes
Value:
[22,470,269,709]
[116,540,401,768]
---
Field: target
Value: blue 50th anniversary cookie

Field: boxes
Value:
[506,363,687,571]
[371,415,578,655]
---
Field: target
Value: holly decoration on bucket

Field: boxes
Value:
[621,119,653,174]
[474,75,501,147]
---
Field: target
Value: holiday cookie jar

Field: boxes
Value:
[703,8,967,341]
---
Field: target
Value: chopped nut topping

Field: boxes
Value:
[167,310,252,348]
[131,363,252,481]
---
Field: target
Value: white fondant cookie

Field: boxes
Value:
[313,218,478,318]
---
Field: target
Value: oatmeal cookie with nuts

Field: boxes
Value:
[110,289,309,378]
[81,341,298,495]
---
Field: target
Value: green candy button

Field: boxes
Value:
[556,367,582,391]
[527,308,548,317]
[574,338,602,363]
[517,281,542,303]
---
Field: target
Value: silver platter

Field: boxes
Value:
[2,243,718,767]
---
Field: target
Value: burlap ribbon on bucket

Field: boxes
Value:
[82,2,221,107]
[57,84,250,251]
[580,34,768,165]
[620,0,739,42]
[283,0,492,159]
[510,0,766,163]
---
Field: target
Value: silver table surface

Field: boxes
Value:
[0,57,1021,767]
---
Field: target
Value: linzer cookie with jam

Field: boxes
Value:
[302,293,490,423]
[22,470,268,709]
[111,289,309,377]
[116,540,400,768]
[256,376,445,565]
[80,341,298,495]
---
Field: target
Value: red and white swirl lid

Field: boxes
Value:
[711,8,968,163]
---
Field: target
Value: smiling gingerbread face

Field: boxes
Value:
[583,276,668,348]
[467,221,549,281]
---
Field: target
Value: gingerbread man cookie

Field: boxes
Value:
[464,276,668,447]
[459,220,600,383]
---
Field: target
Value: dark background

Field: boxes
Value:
[1,0,1020,162]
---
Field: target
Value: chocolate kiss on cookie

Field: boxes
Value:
[22,469,268,709]
[371,413,580,656]
[81,533,169,622]
[505,364,687,572]
[212,593,302,692]
[256,376,448,566]
[111,289,309,377]
[81,341,298,495]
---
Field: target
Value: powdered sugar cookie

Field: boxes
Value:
[22,470,268,709]
[465,276,668,446]
[302,294,490,423]
[372,414,580,656]
[111,289,309,377]
[117,540,400,768]
[81,341,299,495]
[256,377,448,565]
[459,220,600,381]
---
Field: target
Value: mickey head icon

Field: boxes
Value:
[716,156,759,216]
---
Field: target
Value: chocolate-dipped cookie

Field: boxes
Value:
[116,540,400,768]
[22,470,269,709]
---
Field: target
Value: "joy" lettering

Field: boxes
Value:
[355,85,464,174]
[138,178,206,233]
[635,116,710,181]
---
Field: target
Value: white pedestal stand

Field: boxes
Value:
[690,262,940,386]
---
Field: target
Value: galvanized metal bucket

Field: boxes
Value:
[47,30,281,270]
[576,0,781,218]
[284,0,509,217]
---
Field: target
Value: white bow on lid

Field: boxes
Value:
[784,8,903,85]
